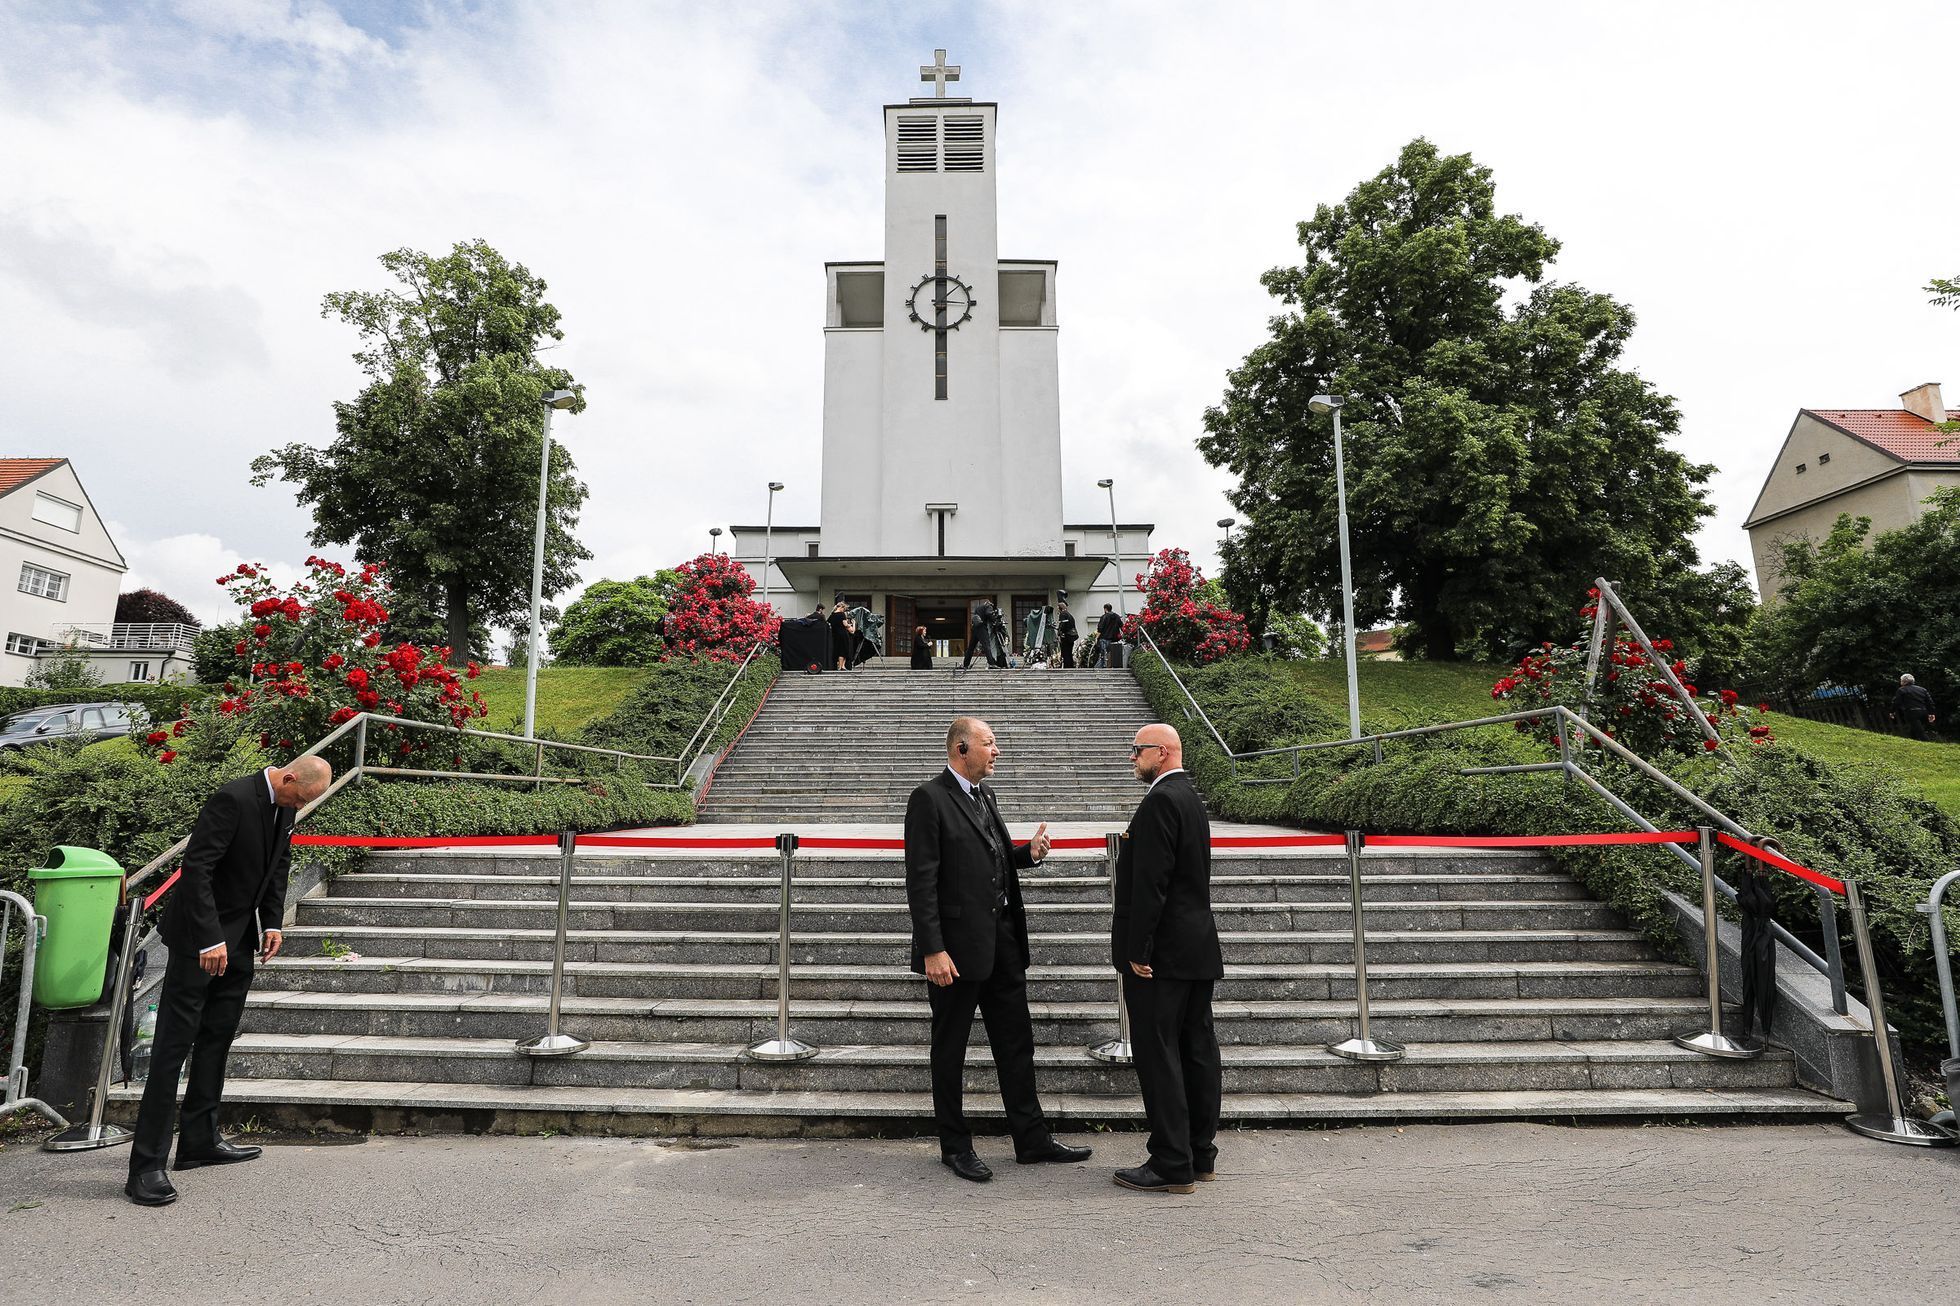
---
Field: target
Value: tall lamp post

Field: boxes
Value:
[1097,478,1126,618]
[1309,394,1361,740]
[760,481,784,613]
[1217,517,1236,550]
[524,388,578,742]
[709,526,723,556]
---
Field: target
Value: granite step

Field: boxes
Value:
[362,850,1564,878]
[256,956,1704,1002]
[237,990,1713,1046]
[294,896,1626,934]
[278,924,1657,966]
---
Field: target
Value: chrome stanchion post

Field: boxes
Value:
[1090,832,1135,1064]
[44,896,140,1150]
[1843,877,1957,1146]
[1329,830,1403,1062]
[745,833,816,1061]
[517,830,589,1057]
[1674,826,1763,1059]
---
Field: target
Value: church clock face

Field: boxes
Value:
[907,274,976,331]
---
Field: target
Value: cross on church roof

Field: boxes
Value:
[919,48,960,97]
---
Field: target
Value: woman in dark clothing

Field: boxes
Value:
[829,600,853,671]
[910,625,933,669]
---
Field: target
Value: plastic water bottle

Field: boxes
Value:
[131,1003,158,1082]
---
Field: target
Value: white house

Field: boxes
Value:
[0,458,196,686]
[725,52,1153,659]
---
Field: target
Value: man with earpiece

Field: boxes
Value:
[903,716,1092,1182]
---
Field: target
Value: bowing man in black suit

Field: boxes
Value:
[1111,724,1223,1195]
[904,716,1093,1182]
[125,756,333,1207]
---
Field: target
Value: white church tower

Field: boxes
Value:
[733,52,1150,659]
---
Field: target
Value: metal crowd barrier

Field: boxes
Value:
[1087,832,1135,1065]
[517,831,590,1057]
[744,834,818,1062]
[1,889,68,1128]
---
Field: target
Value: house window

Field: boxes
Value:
[1817,452,1830,465]
[1064,541,1076,558]
[128,661,151,681]
[4,632,51,656]
[1795,463,1806,474]
[18,563,69,601]
[807,542,820,557]
[31,493,82,533]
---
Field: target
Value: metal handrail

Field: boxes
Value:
[1130,650,1850,1006]
[2,889,68,1127]
[673,641,771,786]
[1919,870,1960,1062]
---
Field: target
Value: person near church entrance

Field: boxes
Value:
[1892,674,1937,740]
[904,716,1091,1182]
[962,600,1007,671]
[1110,723,1222,1195]
[1023,604,1054,667]
[829,599,855,672]
[1056,601,1078,669]
[1093,603,1124,668]
[911,625,933,669]
[125,756,334,1207]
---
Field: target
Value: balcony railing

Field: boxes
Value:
[58,622,200,654]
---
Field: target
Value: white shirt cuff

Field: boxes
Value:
[198,942,225,954]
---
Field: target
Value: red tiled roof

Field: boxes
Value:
[1805,409,1960,462]
[0,458,65,497]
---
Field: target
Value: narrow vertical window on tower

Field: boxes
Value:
[934,214,949,400]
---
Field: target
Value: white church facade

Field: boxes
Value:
[729,53,1151,658]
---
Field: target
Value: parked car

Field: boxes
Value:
[0,702,140,751]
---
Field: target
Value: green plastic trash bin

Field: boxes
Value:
[28,846,125,1010]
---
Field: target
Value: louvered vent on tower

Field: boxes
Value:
[896,116,937,172]
[942,116,984,171]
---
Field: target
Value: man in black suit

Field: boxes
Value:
[1093,603,1124,668]
[904,716,1092,1181]
[1056,601,1078,669]
[124,756,333,1206]
[1111,724,1222,1195]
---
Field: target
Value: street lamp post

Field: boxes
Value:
[760,482,784,613]
[1097,478,1126,618]
[709,526,723,556]
[525,389,579,742]
[1309,394,1361,740]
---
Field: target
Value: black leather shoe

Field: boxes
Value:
[175,1139,263,1169]
[1016,1137,1093,1165]
[125,1170,178,1206]
[1196,1170,1217,1182]
[1113,1163,1195,1194]
[941,1149,993,1183]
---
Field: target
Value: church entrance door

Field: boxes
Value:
[914,601,969,658]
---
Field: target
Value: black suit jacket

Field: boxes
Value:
[905,768,1038,982]
[160,771,294,953]
[1112,771,1222,980]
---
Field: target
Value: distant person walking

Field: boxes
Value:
[1892,674,1937,741]
[1093,603,1123,668]
[1056,601,1078,669]
[911,625,934,669]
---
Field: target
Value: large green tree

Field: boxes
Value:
[253,240,589,662]
[549,572,682,666]
[1201,139,1718,660]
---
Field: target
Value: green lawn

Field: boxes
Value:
[469,666,652,736]
[1243,657,1960,818]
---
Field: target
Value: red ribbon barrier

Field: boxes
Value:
[142,868,181,910]
[292,834,564,848]
[1365,831,1698,849]
[1716,832,1847,895]
[576,834,782,850]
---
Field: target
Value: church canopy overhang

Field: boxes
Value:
[776,554,1110,593]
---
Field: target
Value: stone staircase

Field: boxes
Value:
[696,664,1152,824]
[106,841,1843,1134]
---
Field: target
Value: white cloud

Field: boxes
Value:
[6,0,1960,634]
[112,527,308,626]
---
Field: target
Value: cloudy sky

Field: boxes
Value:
[3,1,1956,635]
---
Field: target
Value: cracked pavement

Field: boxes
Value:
[3,1121,1956,1304]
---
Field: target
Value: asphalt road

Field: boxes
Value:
[3,1121,1956,1305]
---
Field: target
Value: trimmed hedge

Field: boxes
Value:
[1133,650,1960,1065]
[578,655,777,772]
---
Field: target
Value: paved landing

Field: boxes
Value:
[5,1122,1953,1304]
